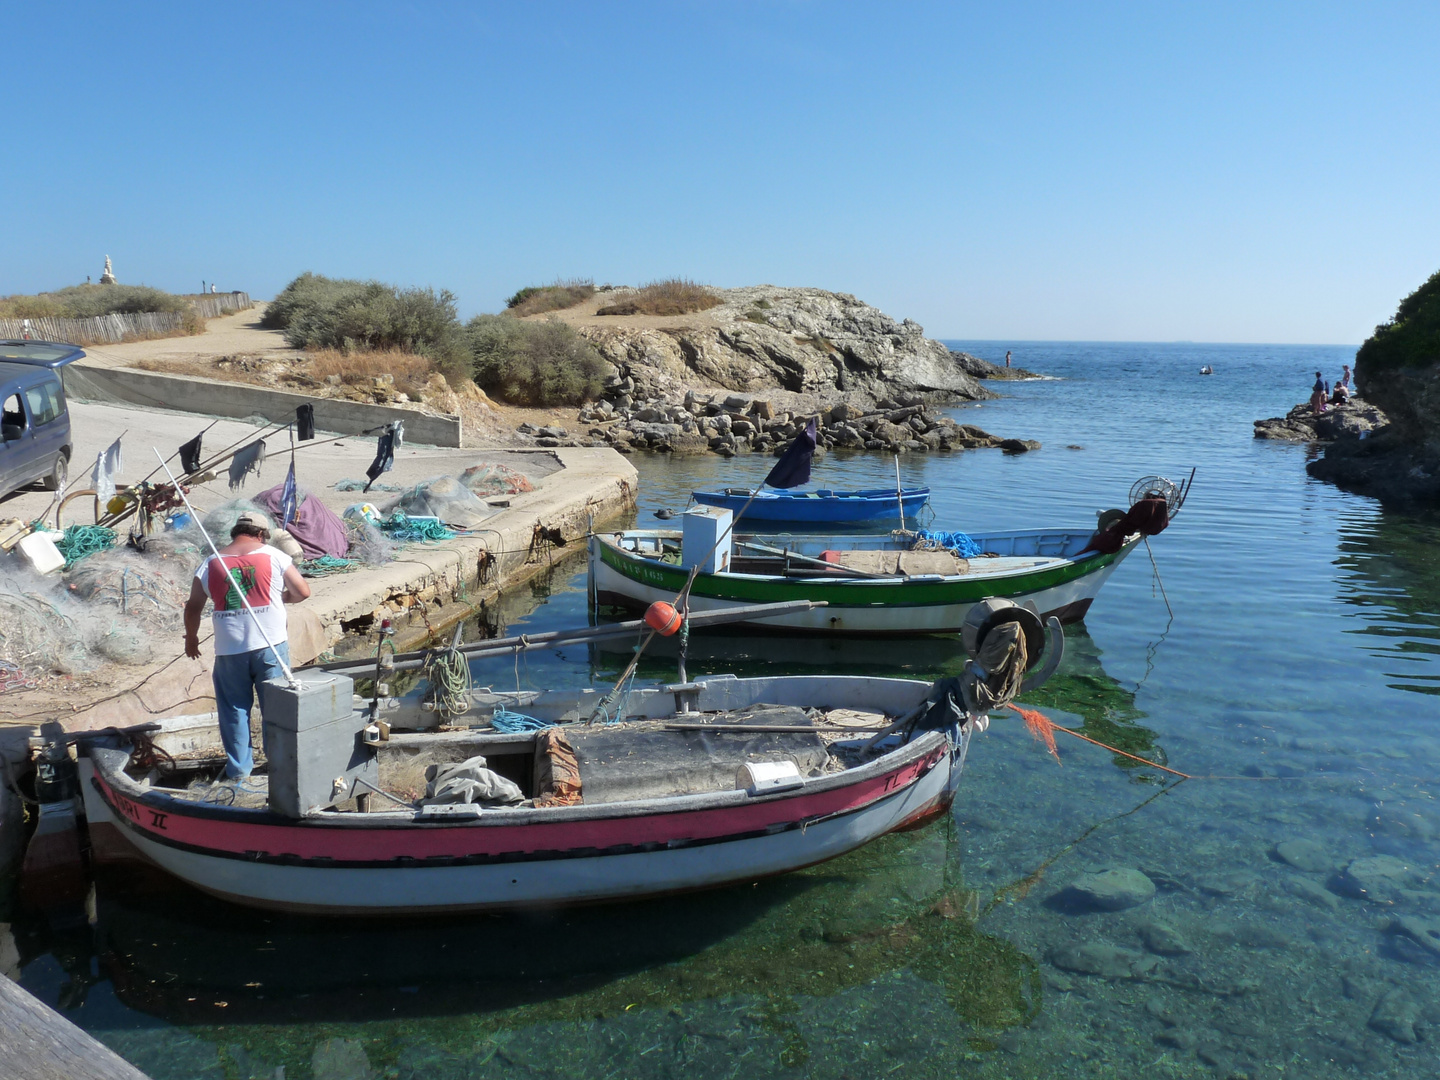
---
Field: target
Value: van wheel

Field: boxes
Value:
[42,452,68,492]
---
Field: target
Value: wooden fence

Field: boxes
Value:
[0,293,251,346]
[187,291,253,319]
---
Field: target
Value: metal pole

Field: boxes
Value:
[894,453,905,532]
[152,449,298,686]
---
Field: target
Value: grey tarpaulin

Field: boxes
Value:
[422,755,524,806]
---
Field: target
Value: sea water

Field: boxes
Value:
[10,342,1440,1079]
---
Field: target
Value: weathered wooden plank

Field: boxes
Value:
[0,974,153,1080]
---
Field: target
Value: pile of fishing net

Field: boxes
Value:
[380,476,491,528]
[345,517,398,565]
[64,549,194,633]
[202,499,272,540]
[0,573,93,674]
[460,461,534,497]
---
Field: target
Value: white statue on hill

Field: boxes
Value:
[100,256,116,285]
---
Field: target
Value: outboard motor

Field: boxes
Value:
[19,722,89,914]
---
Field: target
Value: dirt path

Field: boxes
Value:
[75,307,301,368]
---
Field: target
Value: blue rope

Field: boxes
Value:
[916,528,982,558]
[490,708,555,733]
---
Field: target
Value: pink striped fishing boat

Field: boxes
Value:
[79,675,974,916]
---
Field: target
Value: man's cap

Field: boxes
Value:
[235,511,270,530]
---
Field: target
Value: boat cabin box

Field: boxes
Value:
[681,505,732,574]
[259,672,375,817]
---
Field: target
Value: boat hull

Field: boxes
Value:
[692,487,930,524]
[589,531,1135,634]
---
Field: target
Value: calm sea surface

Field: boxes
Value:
[11,341,1440,1079]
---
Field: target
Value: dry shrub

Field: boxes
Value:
[303,349,439,396]
[135,348,445,399]
[506,279,595,318]
[596,278,723,317]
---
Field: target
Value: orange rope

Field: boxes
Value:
[1006,703,1194,779]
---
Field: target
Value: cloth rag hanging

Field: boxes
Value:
[280,460,298,530]
[228,439,267,491]
[90,437,123,503]
[295,403,315,441]
[178,431,204,474]
[763,418,817,489]
[364,427,397,492]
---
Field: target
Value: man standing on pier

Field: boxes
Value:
[183,511,311,779]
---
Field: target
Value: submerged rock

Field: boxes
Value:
[1273,838,1332,874]
[1048,942,1159,979]
[1369,989,1423,1044]
[1060,868,1156,912]
[1382,914,1440,957]
[312,1037,376,1080]
[1136,919,1192,956]
[1285,877,1340,911]
[1335,855,1417,904]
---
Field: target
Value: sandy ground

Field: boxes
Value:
[74,307,303,369]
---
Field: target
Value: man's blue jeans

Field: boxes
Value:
[212,642,290,778]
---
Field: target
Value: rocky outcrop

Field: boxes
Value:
[1253,400,1387,442]
[1307,271,1440,508]
[948,350,1043,381]
[576,286,995,407]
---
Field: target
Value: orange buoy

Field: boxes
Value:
[645,601,683,636]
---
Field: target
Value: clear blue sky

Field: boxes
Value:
[4,2,1437,344]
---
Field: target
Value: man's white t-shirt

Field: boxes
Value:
[195,545,292,656]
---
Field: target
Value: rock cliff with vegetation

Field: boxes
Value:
[562,284,993,405]
[1308,270,1440,506]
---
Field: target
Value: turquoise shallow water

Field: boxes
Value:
[9,341,1440,1079]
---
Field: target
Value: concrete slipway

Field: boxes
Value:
[0,397,637,735]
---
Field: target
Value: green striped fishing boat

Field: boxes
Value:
[587,526,1140,636]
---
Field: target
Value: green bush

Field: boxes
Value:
[263,272,470,378]
[467,314,607,406]
[506,280,594,317]
[0,284,193,320]
[1356,270,1440,374]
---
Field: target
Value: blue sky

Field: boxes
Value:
[3,2,1436,343]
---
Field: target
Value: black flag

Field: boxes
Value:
[296,403,315,441]
[178,431,204,474]
[762,418,817,490]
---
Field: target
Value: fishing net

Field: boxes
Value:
[335,478,400,493]
[0,574,93,674]
[345,518,398,565]
[380,476,491,528]
[64,549,193,632]
[202,499,272,540]
[460,461,534,497]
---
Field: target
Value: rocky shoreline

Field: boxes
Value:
[1253,400,1387,443]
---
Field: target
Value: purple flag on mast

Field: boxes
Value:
[763,418,817,489]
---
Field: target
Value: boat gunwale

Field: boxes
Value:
[86,716,947,832]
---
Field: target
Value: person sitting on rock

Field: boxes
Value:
[1310,372,1328,415]
[1331,378,1351,405]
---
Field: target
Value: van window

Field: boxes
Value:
[2,393,24,432]
[24,380,63,426]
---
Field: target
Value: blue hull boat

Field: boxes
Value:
[691,486,931,524]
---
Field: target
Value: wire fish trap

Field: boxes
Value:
[1129,475,1183,514]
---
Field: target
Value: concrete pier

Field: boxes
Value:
[0,973,153,1080]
